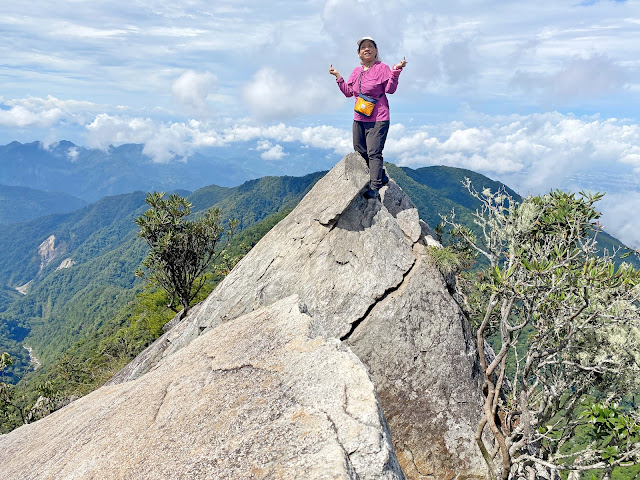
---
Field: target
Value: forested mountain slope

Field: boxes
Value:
[388,164,636,268]
[0,172,324,383]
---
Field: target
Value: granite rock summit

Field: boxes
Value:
[0,153,488,479]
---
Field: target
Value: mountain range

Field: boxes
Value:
[0,141,255,202]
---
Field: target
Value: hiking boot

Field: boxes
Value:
[363,188,380,200]
[381,172,390,186]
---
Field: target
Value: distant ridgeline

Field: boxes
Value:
[0,141,258,202]
[0,185,87,225]
[0,162,635,390]
[0,140,339,202]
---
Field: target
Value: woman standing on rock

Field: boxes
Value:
[329,36,407,199]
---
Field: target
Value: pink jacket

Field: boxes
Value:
[336,61,401,122]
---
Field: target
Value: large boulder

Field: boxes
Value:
[0,295,404,480]
[346,251,486,478]
[109,153,488,479]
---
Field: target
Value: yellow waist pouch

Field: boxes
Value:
[354,94,377,117]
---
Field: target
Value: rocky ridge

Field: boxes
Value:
[0,153,488,479]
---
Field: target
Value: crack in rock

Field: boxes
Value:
[340,255,418,342]
[209,363,262,375]
[321,409,361,479]
[403,446,435,479]
[151,382,171,423]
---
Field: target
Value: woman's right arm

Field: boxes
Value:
[330,65,354,97]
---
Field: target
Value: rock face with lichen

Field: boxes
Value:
[0,296,404,480]
[0,153,488,479]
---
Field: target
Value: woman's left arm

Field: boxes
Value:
[384,57,407,94]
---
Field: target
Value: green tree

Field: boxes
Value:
[0,352,26,429]
[442,181,640,480]
[135,192,237,317]
[1,353,64,431]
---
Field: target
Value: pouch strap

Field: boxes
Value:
[358,68,381,102]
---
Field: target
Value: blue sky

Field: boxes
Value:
[0,0,639,247]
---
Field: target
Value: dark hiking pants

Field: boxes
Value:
[353,120,390,190]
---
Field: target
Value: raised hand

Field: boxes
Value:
[394,57,408,70]
[329,64,341,79]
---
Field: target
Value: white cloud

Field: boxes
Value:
[242,67,342,120]
[141,122,198,163]
[73,108,640,186]
[171,70,217,115]
[0,104,62,128]
[1,0,639,118]
[50,22,128,39]
[3,94,634,187]
[84,114,214,163]
[511,54,627,102]
[441,127,490,152]
[255,138,289,159]
[260,143,287,161]
[321,0,409,57]
[67,146,79,162]
[221,123,351,154]
[9,95,98,112]
[85,114,156,149]
[256,139,271,151]
[0,95,104,128]
[598,192,640,249]
[82,114,350,162]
